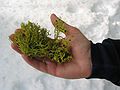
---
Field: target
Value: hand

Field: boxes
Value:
[9,14,92,79]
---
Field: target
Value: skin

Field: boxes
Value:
[9,14,92,79]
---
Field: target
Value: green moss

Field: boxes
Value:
[12,19,72,64]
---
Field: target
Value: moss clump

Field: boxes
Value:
[11,19,72,64]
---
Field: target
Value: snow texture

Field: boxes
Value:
[0,0,120,90]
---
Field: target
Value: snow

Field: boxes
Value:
[0,0,120,90]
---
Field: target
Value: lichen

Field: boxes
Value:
[11,19,72,64]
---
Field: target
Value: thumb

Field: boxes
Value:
[50,14,79,36]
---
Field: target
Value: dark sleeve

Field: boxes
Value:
[88,38,120,86]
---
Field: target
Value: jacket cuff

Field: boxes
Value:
[87,41,105,79]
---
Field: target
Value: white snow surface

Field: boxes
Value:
[0,0,120,90]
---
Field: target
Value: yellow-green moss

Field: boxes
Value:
[12,19,72,64]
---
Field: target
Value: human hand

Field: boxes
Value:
[9,14,92,79]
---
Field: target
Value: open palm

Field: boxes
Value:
[10,14,92,79]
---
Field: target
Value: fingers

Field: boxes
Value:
[21,54,58,76]
[51,14,72,36]
[11,43,23,54]
[9,29,23,54]
[11,41,58,76]
[9,29,21,41]
[46,61,57,75]
[9,28,58,76]
[21,54,47,72]
[9,34,15,42]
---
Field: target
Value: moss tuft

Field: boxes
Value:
[11,19,72,64]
